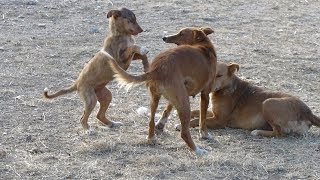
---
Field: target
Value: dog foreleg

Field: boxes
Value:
[175,114,226,131]
[120,45,149,70]
[191,109,214,118]
[199,91,212,140]
[133,53,149,72]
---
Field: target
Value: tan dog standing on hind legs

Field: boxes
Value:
[176,62,320,137]
[43,8,149,134]
[108,27,217,155]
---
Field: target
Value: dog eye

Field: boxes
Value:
[216,74,222,78]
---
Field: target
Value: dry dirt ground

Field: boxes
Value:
[1,0,320,179]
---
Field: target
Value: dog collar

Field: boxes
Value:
[100,49,114,59]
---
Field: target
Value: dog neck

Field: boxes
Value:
[214,77,238,96]
[197,39,217,59]
[100,48,114,59]
[230,76,257,111]
[108,19,131,36]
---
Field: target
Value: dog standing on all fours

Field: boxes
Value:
[108,27,217,155]
[43,8,149,134]
[176,61,320,137]
[154,27,214,134]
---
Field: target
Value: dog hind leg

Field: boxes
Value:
[95,87,123,128]
[251,126,282,137]
[251,98,283,137]
[146,87,161,144]
[79,88,97,134]
[155,103,173,134]
[165,85,207,155]
[176,97,207,155]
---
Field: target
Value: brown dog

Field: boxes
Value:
[108,27,217,155]
[43,8,149,134]
[176,61,320,137]
[155,27,214,134]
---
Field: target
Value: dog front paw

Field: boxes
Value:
[139,46,149,55]
[194,146,208,156]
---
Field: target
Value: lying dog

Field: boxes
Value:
[176,61,320,137]
[108,27,217,155]
[43,8,149,133]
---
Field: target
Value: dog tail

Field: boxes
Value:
[43,84,77,99]
[310,114,320,127]
[108,58,153,90]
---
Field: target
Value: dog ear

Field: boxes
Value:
[107,10,121,19]
[194,30,206,42]
[200,27,214,35]
[228,63,240,75]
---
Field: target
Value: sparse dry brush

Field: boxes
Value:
[1,0,319,179]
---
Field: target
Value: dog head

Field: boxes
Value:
[162,27,214,45]
[107,8,143,35]
[212,62,239,92]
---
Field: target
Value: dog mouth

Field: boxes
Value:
[130,29,141,36]
[131,28,143,36]
[130,30,137,35]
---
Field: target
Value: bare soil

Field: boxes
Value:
[1,0,319,179]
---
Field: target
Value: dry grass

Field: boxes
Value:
[1,0,320,179]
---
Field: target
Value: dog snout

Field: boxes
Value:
[162,37,167,42]
[132,26,143,35]
[137,25,143,33]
